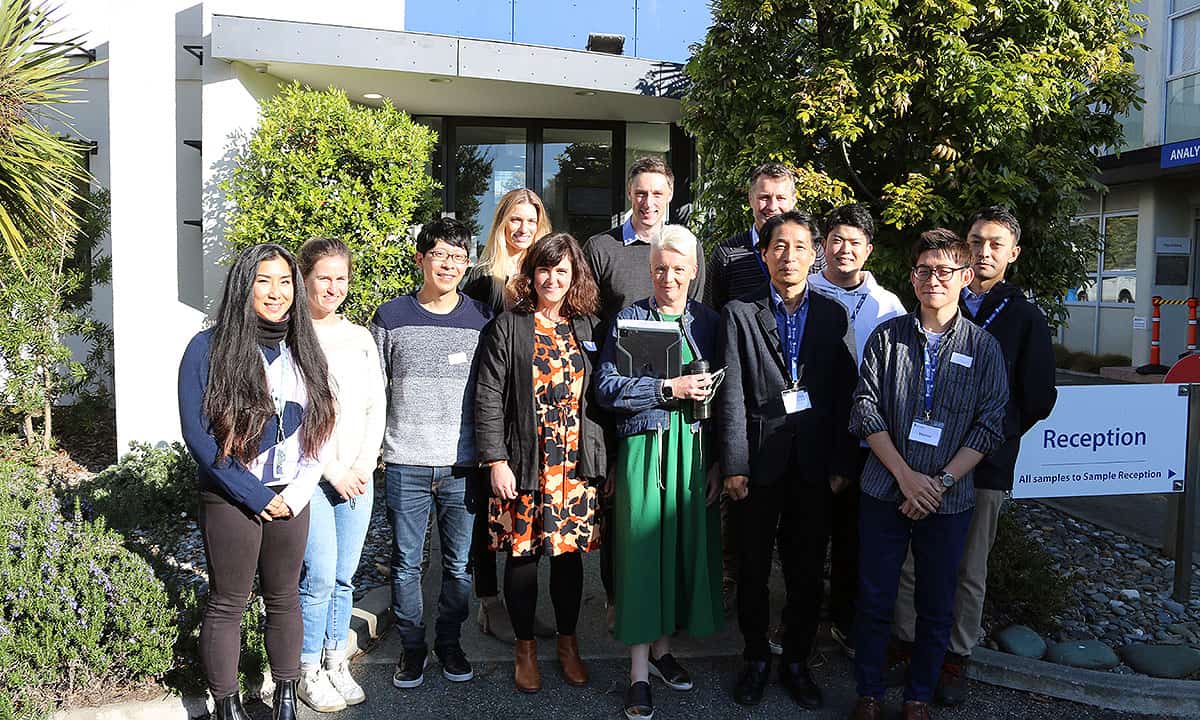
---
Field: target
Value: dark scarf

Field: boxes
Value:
[256,314,290,349]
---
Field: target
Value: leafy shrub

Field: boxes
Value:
[0,461,176,718]
[223,82,440,325]
[986,507,1071,632]
[1052,345,1131,373]
[81,442,196,531]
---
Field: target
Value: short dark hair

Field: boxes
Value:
[966,205,1021,245]
[417,217,472,254]
[509,232,599,318]
[757,210,821,251]
[910,228,972,268]
[748,162,795,190]
[824,204,875,242]
[627,156,674,191]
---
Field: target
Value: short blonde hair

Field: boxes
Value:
[651,224,699,262]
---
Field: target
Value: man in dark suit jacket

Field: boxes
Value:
[717,211,858,710]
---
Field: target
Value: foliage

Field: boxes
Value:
[986,507,1070,632]
[223,83,440,324]
[682,0,1141,323]
[0,188,112,451]
[0,461,175,719]
[77,442,196,532]
[1052,345,1131,373]
[0,0,98,268]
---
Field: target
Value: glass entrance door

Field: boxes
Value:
[541,128,615,242]
[453,125,529,253]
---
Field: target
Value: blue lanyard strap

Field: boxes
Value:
[979,297,1011,330]
[848,293,869,322]
[922,339,938,419]
[260,343,289,443]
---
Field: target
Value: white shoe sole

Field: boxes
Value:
[648,662,693,691]
[442,667,475,682]
[297,696,346,713]
[392,656,430,689]
[624,708,655,720]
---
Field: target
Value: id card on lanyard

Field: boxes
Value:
[260,343,289,479]
[908,339,944,447]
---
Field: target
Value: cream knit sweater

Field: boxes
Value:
[313,317,387,486]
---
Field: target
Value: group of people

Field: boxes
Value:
[179,156,1057,720]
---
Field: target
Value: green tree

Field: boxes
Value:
[683,0,1142,323]
[0,188,112,451]
[0,0,98,268]
[223,83,440,324]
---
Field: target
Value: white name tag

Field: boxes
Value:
[581,340,598,352]
[950,352,973,368]
[447,352,468,365]
[908,419,944,447]
[782,388,811,414]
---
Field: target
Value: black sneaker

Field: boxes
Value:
[648,653,693,691]
[624,680,653,719]
[732,659,769,706]
[392,646,428,689]
[435,643,475,682]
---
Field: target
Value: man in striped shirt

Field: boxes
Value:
[847,229,1008,720]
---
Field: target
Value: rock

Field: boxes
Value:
[1046,640,1120,670]
[1164,599,1186,616]
[1132,559,1152,570]
[995,625,1046,659]
[1109,600,1125,610]
[1089,592,1109,605]
[1119,644,1200,679]
[1118,589,1141,601]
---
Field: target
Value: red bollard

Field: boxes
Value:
[1152,296,1162,366]
[1189,298,1198,355]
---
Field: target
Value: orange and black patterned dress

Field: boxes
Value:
[488,313,599,557]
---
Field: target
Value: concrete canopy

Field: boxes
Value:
[209,14,686,122]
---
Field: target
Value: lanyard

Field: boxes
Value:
[978,297,1011,330]
[259,343,289,445]
[922,338,939,420]
[848,293,869,323]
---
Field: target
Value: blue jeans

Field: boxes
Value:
[854,493,973,703]
[298,480,374,666]
[385,464,472,650]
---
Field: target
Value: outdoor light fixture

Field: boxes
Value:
[586,33,625,55]
[575,90,597,96]
[363,92,383,100]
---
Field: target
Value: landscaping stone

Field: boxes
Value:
[1119,643,1200,679]
[1046,640,1120,670]
[1119,589,1141,601]
[996,625,1047,659]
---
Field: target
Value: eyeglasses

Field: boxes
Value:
[424,249,471,266]
[912,265,967,282]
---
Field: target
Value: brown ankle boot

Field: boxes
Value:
[556,634,588,686]
[514,639,541,693]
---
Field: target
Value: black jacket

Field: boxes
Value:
[960,281,1057,490]
[716,284,858,487]
[474,311,607,492]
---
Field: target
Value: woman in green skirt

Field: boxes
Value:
[595,224,724,719]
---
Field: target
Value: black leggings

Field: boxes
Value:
[503,552,583,641]
[198,489,309,699]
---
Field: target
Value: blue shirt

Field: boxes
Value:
[962,287,987,316]
[621,218,652,246]
[769,283,810,383]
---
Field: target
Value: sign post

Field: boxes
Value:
[1174,385,1199,602]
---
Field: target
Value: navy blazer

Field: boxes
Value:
[716,283,858,487]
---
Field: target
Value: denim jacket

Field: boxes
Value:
[595,298,721,438]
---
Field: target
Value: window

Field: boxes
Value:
[1070,212,1138,305]
[1167,2,1200,143]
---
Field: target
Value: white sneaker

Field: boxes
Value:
[324,653,366,705]
[297,668,347,713]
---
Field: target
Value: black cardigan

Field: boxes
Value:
[474,310,608,491]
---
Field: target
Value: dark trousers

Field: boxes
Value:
[504,552,583,641]
[198,489,310,699]
[469,507,499,597]
[733,477,831,663]
[854,494,973,703]
[829,447,870,630]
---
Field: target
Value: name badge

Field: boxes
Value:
[908,419,944,447]
[782,388,811,414]
[272,446,287,479]
[581,340,598,352]
[447,352,468,365]
[950,352,973,368]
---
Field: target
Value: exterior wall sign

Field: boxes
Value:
[1161,137,1200,168]
[1155,236,1191,255]
[1012,385,1188,498]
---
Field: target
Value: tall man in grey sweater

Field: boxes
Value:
[371,218,493,691]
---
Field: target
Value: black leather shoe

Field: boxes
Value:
[623,680,654,719]
[272,679,297,720]
[211,693,249,720]
[780,661,823,709]
[732,660,770,706]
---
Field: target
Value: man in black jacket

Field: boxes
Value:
[892,206,1057,706]
[717,211,858,710]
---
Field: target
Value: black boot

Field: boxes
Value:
[211,692,249,720]
[272,679,298,720]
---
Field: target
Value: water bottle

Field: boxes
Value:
[687,359,711,420]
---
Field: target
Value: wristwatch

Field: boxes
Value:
[661,380,674,400]
[938,471,957,489]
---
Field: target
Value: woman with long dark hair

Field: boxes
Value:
[475,232,607,694]
[178,243,337,720]
[294,238,385,712]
